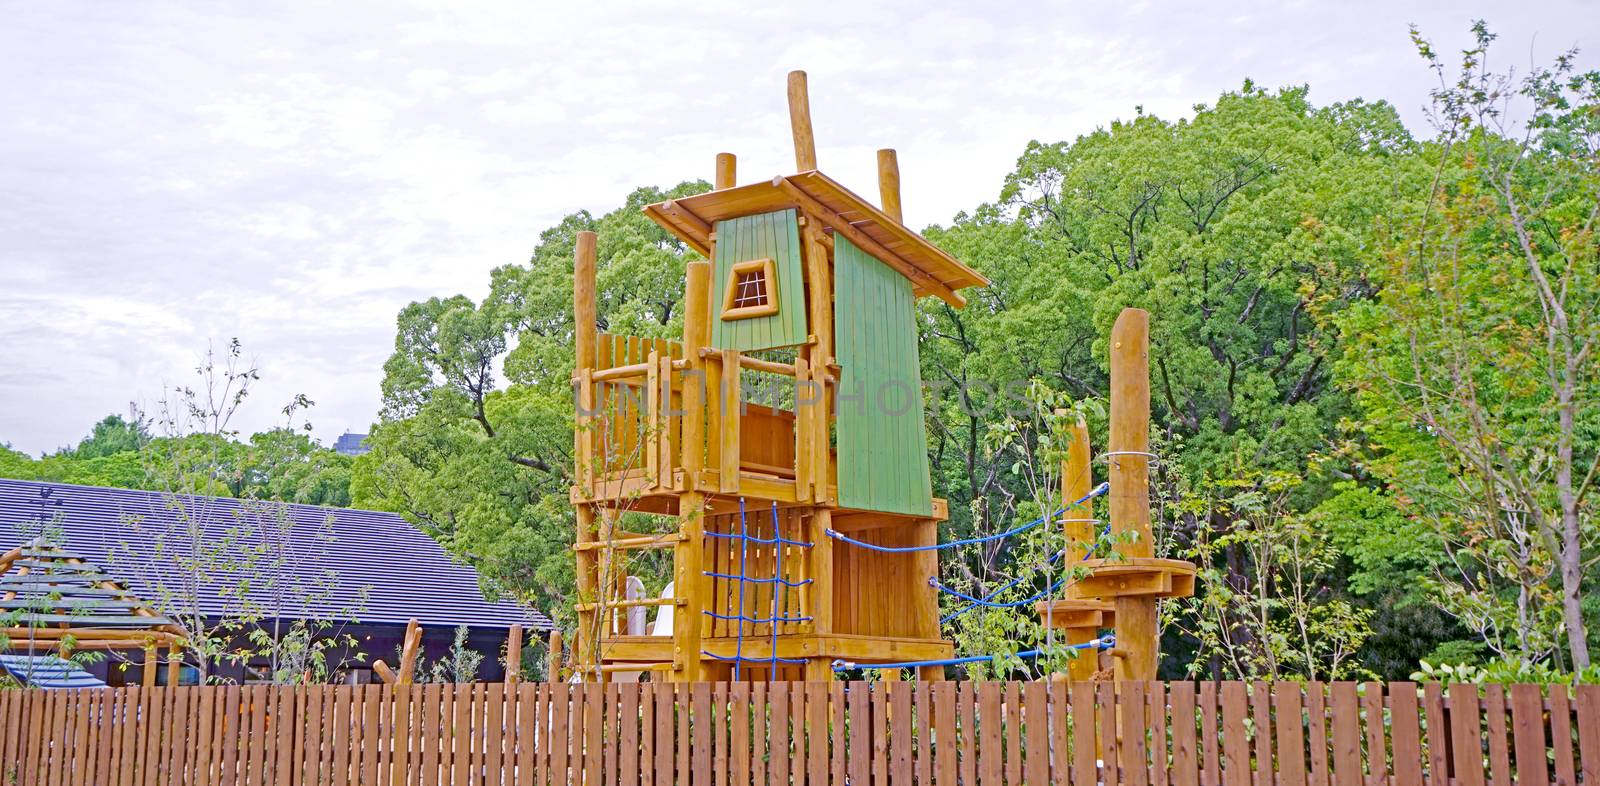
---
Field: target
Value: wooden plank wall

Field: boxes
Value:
[1,681,1595,785]
[832,234,934,518]
[709,209,809,353]
[701,507,814,644]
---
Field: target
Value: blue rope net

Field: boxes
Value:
[824,482,1108,553]
[817,481,1118,674]
[701,499,813,679]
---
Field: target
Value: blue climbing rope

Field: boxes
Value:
[830,636,1114,672]
[824,482,1108,553]
[937,515,1115,623]
[701,500,814,678]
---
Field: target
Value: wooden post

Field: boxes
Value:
[672,493,706,681]
[683,260,711,479]
[574,505,597,676]
[876,148,902,223]
[142,645,157,688]
[803,506,835,682]
[165,641,182,686]
[715,153,737,191]
[1108,308,1158,681]
[574,230,598,372]
[505,624,523,684]
[397,618,422,685]
[573,230,599,679]
[547,629,564,681]
[1061,414,1102,682]
[787,70,817,171]
[802,222,834,503]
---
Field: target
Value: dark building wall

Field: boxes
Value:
[75,621,522,686]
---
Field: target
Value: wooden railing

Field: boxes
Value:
[1,680,1594,785]
[576,333,830,503]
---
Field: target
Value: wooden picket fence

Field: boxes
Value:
[1,680,1596,785]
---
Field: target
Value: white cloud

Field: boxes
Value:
[1,0,1595,455]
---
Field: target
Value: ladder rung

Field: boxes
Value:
[594,662,676,673]
[573,533,685,552]
[574,597,685,612]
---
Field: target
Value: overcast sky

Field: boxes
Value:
[2,1,1595,456]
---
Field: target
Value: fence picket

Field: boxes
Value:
[1482,684,1511,786]
[1273,682,1306,786]
[1170,682,1198,786]
[1576,685,1600,786]
[1509,683,1549,786]
[1220,681,1249,786]
[1199,682,1220,786]
[1359,683,1385,786]
[1329,683,1361,785]
[1123,680,1150,786]
[1448,683,1485,786]
[1549,687,1577,786]
[808,682,829,786]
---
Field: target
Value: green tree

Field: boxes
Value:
[57,413,150,458]
[1331,24,1600,669]
[921,83,1425,675]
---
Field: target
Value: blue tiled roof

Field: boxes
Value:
[0,479,552,632]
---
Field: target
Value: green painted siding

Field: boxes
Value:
[832,235,934,517]
[709,209,808,352]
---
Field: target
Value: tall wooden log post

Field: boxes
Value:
[674,260,712,681]
[1061,415,1104,682]
[573,230,599,677]
[547,629,564,682]
[142,645,157,688]
[1109,308,1157,681]
[505,624,523,684]
[876,149,902,223]
[788,70,817,171]
[715,153,736,191]
[166,641,182,686]
[802,219,837,681]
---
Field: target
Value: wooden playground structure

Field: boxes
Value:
[569,71,1193,683]
[0,542,186,687]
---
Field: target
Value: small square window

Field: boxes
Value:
[721,258,780,320]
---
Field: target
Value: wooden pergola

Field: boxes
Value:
[0,540,186,687]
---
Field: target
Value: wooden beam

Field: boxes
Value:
[771,176,966,308]
[570,532,685,552]
[876,148,903,223]
[715,152,737,190]
[1108,308,1158,682]
[505,624,523,684]
[373,658,397,685]
[787,70,817,171]
[660,199,713,240]
[644,204,712,257]
[0,545,22,576]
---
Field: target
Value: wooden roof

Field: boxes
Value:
[644,170,989,308]
[0,541,182,650]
